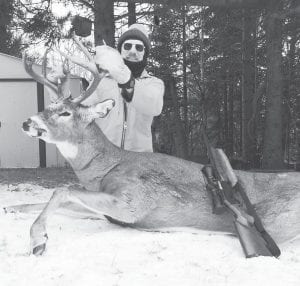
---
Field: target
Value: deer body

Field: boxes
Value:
[27,105,235,232]
[24,101,300,253]
[14,41,299,255]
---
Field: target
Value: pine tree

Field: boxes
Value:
[0,0,21,56]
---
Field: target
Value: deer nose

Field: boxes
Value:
[22,118,32,131]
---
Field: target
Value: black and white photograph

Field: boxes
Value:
[0,0,299,285]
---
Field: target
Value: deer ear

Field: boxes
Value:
[94,99,115,118]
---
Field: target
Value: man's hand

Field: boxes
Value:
[95,45,131,84]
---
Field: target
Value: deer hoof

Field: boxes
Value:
[32,243,47,256]
[31,233,48,256]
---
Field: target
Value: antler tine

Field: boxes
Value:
[42,48,50,78]
[57,50,98,74]
[56,46,106,104]
[72,32,94,61]
[62,58,70,74]
[73,68,102,104]
[23,52,58,94]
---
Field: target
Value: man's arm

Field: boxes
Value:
[131,77,165,116]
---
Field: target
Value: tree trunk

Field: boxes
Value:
[284,35,296,167]
[223,72,229,152]
[289,0,300,171]
[262,3,284,169]
[228,79,234,156]
[94,0,115,46]
[0,0,13,54]
[242,9,256,168]
[181,4,189,155]
[128,2,136,25]
[168,77,188,159]
[296,94,300,171]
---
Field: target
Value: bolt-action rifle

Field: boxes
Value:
[201,130,281,258]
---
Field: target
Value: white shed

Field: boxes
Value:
[0,52,81,168]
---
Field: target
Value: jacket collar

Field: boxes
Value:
[139,69,152,79]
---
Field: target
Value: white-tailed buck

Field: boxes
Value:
[5,37,300,256]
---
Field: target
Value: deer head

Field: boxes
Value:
[22,36,115,145]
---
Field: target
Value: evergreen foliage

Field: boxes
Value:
[0,0,22,56]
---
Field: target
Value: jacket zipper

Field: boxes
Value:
[121,100,127,149]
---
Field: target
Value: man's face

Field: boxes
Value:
[121,39,145,62]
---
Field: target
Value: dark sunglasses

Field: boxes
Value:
[123,43,145,52]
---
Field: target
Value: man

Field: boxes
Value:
[83,24,165,152]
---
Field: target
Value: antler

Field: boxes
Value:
[58,33,106,104]
[23,52,58,94]
[24,35,103,104]
[43,49,71,102]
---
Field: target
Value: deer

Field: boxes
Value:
[4,37,300,256]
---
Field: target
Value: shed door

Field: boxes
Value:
[0,81,39,168]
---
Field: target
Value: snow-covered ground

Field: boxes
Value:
[1,180,299,286]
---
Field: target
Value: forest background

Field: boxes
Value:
[0,0,299,171]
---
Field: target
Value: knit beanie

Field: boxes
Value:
[117,23,151,60]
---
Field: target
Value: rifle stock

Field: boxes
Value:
[236,183,281,257]
[221,187,273,257]
[220,179,277,258]
[235,221,272,258]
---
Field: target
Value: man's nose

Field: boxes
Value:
[22,118,32,131]
[129,48,137,54]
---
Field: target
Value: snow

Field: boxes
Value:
[1,182,300,286]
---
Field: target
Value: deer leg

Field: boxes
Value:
[30,188,141,255]
[4,203,47,214]
[4,202,99,219]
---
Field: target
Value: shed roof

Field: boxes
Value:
[0,52,80,80]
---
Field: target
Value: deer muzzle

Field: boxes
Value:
[22,119,32,131]
[22,118,47,137]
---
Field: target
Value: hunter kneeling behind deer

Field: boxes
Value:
[84,23,164,152]
[4,34,300,258]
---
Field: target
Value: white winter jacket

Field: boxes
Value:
[83,70,165,152]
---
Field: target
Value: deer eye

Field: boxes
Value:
[59,111,71,117]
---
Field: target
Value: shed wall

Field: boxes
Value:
[0,53,81,168]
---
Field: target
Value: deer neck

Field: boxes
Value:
[56,122,122,173]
